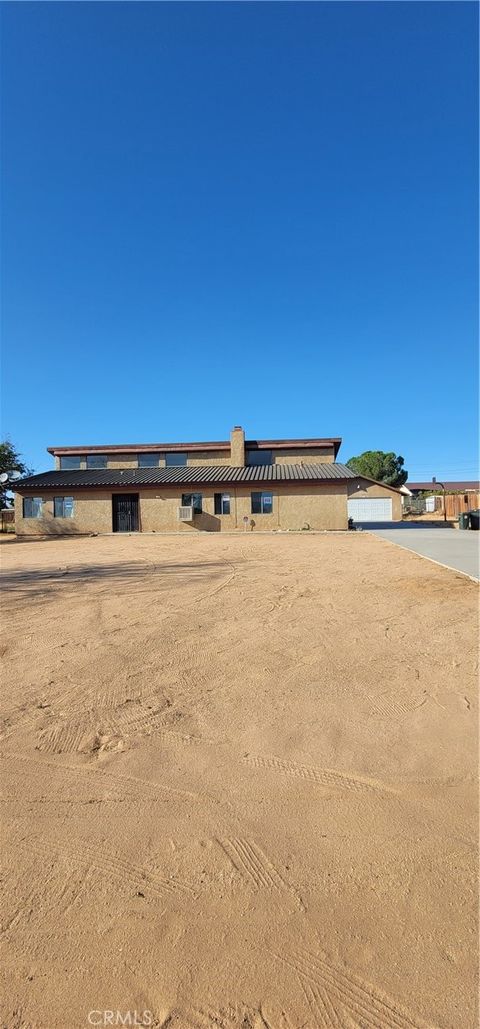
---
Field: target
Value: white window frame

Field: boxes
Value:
[214,492,231,515]
[54,497,75,518]
[251,491,273,515]
[23,497,43,518]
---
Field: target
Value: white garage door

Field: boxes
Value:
[348,497,393,522]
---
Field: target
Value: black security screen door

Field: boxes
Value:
[112,494,139,532]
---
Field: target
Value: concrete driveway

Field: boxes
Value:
[358,521,479,579]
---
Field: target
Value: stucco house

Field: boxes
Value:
[12,426,403,535]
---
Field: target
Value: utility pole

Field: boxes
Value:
[432,477,447,522]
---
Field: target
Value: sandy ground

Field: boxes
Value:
[0,532,478,1029]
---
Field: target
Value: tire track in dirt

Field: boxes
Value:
[243,755,390,795]
[0,682,78,745]
[36,717,99,756]
[30,835,197,903]
[79,843,197,901]
[363,691,415,721]
[185,1004,243,1028]
[9,752,199,804]
[276,949,434,1029]
[217,838,305,911]
[0,672,103,745]
[197,561,237,602]
[1,863,95,936]
[298,974,345,1028]
[7,753,241,830]
[35,704,178,754]
[218,838,287,891]
[186,1003,294,1028]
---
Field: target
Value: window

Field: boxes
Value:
[138,453,161,468]
[251,491,273,515]
[166,452,187,466]
[60,455,83,469]
[247,449,272,466]
[86,454,107,469]
[182,493,202,513]
[54,497,74,518]
[23,497,43,518]
[214,493,231,515]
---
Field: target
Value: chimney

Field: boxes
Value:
[230,425,245,467]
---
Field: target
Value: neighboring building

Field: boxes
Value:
[407,481,480,495]
[12,426,403,535]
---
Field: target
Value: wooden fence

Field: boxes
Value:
[445,493,480,518]
[0,509,15,532]
[403,493,480,519]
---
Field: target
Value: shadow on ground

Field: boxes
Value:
[1,560,229,600]
[356,520,456,530]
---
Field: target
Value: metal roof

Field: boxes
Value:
[13,463,357,491]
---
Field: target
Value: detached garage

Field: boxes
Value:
[348,497,393,522]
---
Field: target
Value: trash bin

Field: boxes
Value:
[469,509,479,530]
[459,512,471,530]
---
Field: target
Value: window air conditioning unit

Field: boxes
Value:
[178,505,193,521]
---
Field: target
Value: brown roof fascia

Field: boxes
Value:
[248,438,342,457]
[47,441,231,455]
[47,437,342,457]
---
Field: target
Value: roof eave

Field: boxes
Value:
[46,441,231,455]
[47,437,342,457]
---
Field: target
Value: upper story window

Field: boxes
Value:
[138,453,161,468]
[23,497,43,518]
[166,452,187,466]
[60,455,83,470]
[251,491,273,515]
[54,497,74,518]
[214,493,230,515]
[247,449,272,466]
[86,454,107,469]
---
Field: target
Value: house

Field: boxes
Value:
[407,481,480,495]
[12,426,403,535]
[405,481,480,518]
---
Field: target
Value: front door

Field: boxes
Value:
[112,494,139,532]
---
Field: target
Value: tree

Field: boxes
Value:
[0,440,32,506]
[346,450,408,487]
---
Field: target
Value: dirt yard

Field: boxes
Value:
[0,532,478,1029]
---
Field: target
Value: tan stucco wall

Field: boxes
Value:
[346,478,402,520]
[105,454,141,469]
[183,451,231,466]
[54,446,335,470]
[271,447,335,464]
[55,450,232,470]
[15,482,348,535]
[15,491,114,535]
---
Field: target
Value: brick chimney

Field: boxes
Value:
[230,426,245,467]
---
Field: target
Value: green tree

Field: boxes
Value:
[346,450,408,487]
[0,440,32,506]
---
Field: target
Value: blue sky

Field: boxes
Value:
[1,2,478,480]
